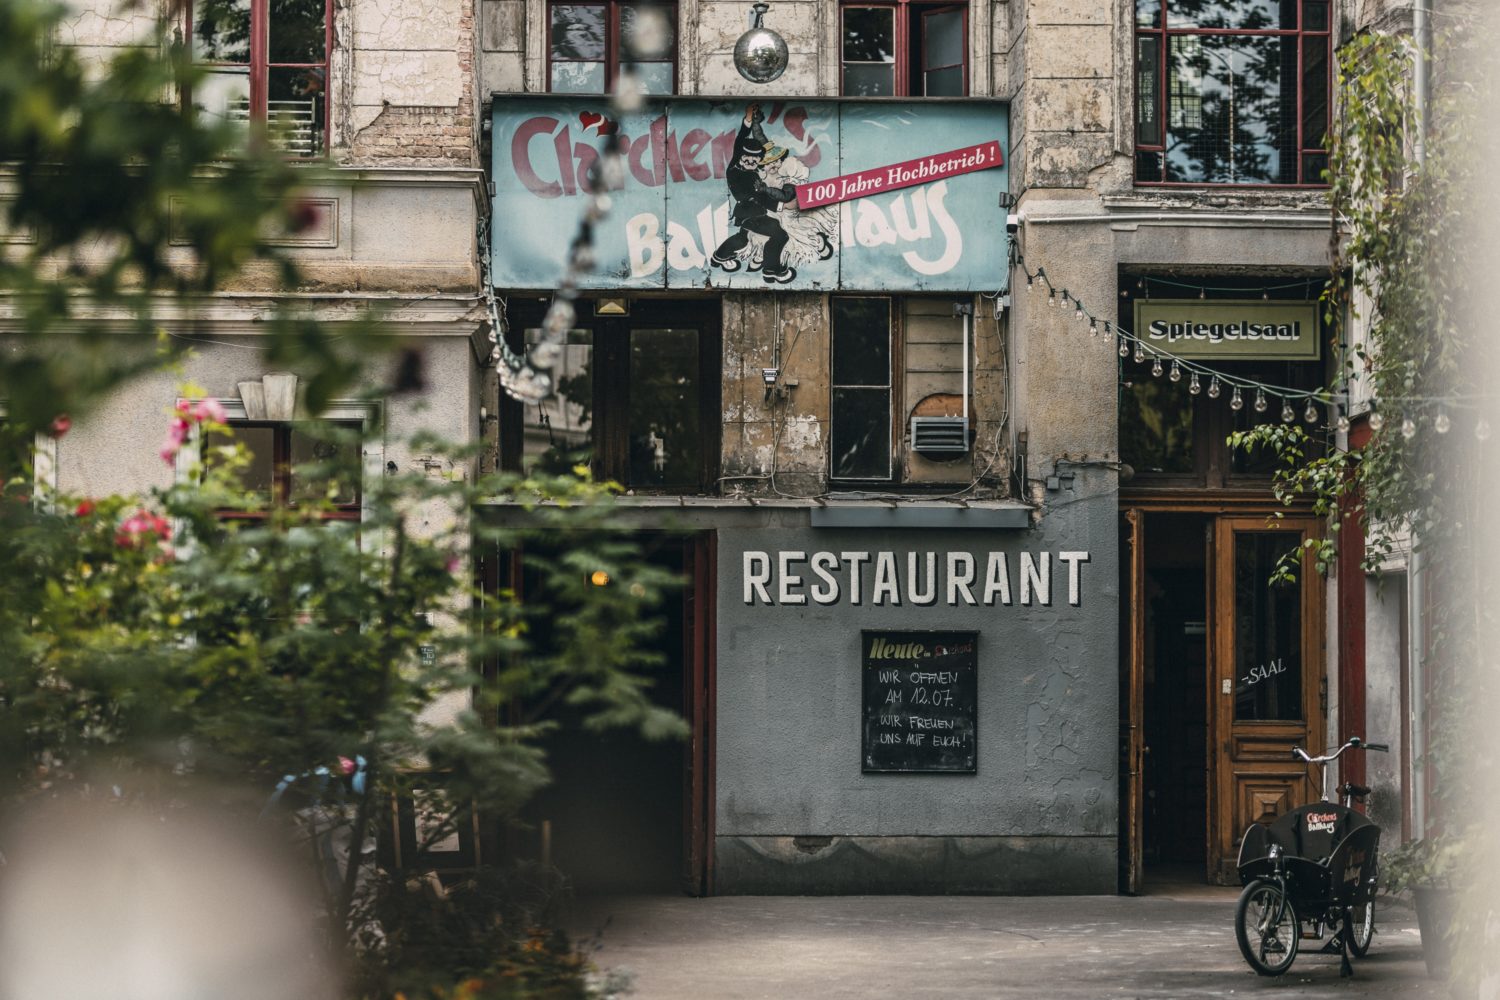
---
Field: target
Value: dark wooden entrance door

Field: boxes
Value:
[1209,516,1324,882]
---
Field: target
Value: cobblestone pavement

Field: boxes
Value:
[568,887,1441,999]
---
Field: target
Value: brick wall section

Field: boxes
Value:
[345,0,478,167]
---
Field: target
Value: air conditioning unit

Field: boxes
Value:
[910,416,970,455]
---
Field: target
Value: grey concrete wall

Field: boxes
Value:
[712,478,1118,892]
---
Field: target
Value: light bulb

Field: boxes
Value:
[1199,287,1207,299]
[1152,357,1164,377]
[1118,337,1131,358]
[1189,372,1202,395]
[1336,414,1351,433]
[1089,319,1099,337]
[1254,389,1268,413]
[1134,343,1145,363]
[1304,401,1319,424]
[1401,417,1417,440]
[1435,412,1451,434]
[1478,418,1492,442]
[1048,290,1057,308]
[1230,387,1244,411]
[1208,378,1221,399]
[1368,410,1385,432]
[1169,361,1182,383]
[1281,401,1296,423]
[1026,276,1035,293]
[1075,306,1085,322]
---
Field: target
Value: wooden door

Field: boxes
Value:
[1119,509,1145,893]
[1209,516,1324,881]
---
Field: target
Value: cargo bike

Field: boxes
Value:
[1234,736,1389,977]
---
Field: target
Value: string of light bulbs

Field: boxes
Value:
[1012,250,1496,443]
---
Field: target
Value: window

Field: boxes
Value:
[1117,278,1326,489]
[549,2,678,95]
[830,296,974,484]
[206,422,362,522]
[1134,0,1330,185]
[831,298,893,480]
[186,0,331,157]
[500,301,720,492]
[0,405,55,506]
[841,2,967,97]
[181,398,377,523]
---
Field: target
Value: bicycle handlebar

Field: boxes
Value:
[1291,736,1389,764]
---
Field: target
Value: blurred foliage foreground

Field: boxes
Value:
[0,1,681,996]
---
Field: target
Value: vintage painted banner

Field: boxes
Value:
[490,97,1010,292]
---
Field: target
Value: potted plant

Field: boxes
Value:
[1383,836,1464,979]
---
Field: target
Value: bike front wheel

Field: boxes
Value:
[1347,900,1375,957]
[1236,879,1299,976]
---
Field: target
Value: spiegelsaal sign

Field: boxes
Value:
[1133,300,1322,361]
[489,97,1009,292]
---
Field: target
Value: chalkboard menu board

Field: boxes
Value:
[861,630,978,774]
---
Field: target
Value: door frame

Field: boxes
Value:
[478,527,717,894]
[1119,497,1325,888]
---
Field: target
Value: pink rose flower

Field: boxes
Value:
[193,398,228,424]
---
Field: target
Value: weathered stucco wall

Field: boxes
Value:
[719,293,1009,499]
[344,0,479,165]
[713,475,1118,893]
[44,333,478,500]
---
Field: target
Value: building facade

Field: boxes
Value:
[8,0,1428,895]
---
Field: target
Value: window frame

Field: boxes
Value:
[546,1,680,96]
[177,397,381,527]
[1116,276,1329,492]
[1133,0,1332,188]
[499,300,721,493]
[183,0,334,158]
[0,402,57,510]
[829,295,897,483]
[839,1,970,98]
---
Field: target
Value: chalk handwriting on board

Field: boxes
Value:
[861,630,977,774]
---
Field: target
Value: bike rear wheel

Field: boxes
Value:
[1236,879,1299,976]
[1347,900,1375,957]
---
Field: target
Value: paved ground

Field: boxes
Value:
[568,886,1441,999]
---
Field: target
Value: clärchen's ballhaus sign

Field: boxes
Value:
[489,97,1010,292]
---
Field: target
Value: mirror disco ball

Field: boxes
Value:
[734,4,788,84]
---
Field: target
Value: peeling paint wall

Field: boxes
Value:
[345,0,478,165]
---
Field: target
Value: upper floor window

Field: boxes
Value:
[549,2,678,95]
[841,2,967,97]
[186,0,330,158]
[1134,0,1330,185]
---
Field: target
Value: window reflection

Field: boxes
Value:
[194,0,251,62]
[1233,532,1302,721]
[522,327,594,475]
[1120,377,1195,475]
[1167,34,1295,185]
[628,329,700,488]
